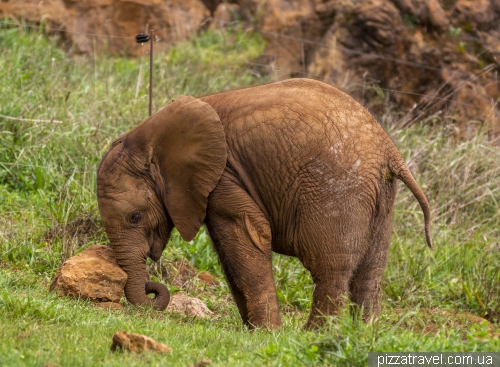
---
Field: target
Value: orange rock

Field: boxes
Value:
[211,3,240,28]
[393,0,449,31]
[49,245,127,303]
[111,331,172,353]
[198,272,217,286]
[453,0,496,31]
[0,0,209,55]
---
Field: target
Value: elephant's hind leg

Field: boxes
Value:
[299,213,369,329]
[305,255,356,329]
[349,249,387,322]
[350,180,397,321]
[206,173,281,329]
[349,235,389,321]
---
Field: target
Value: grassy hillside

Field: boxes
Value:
[1,21,499,366]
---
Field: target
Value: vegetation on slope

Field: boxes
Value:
[0,21,499,366]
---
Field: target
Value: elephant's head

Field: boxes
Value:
[97,96,227,310]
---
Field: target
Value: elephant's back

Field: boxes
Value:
[199,78,389,168]
[200,79,381,139]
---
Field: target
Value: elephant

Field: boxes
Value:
[97,78,432,329]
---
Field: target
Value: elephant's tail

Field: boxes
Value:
[388,152,433,249]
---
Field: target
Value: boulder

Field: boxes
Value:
[393,0,449,31]
[304,0,500,135]
[211,3,240,28]
[453,0,500,31]
[111,331,172,353]
[0,0,209,55]
[167,293,213,318]
[49,245,127,303]
[2,0,500,132]
[228,0,499,134]
[236,0,322,80]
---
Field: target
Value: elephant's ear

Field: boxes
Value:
[148,95,227,241]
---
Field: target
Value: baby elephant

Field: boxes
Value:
[97,78,432,329]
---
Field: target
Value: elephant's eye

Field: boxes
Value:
[130,212,142,224]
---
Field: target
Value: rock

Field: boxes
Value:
[49,245,127,303]
[2,0,500,132]
[200,0,239,17]
[393,0,449,31]
[307,0,499,133]
[95,302,123,310]
[350,0,404,48]
[195,359,212,367]
[167,293,213,318]
[110,331,172,353]
[211,3,241,28]
[246,0,322,80]
[0,0,209,55]
[453,0,499,31]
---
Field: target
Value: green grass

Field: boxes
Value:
[1,266,499,367]
[1,20,499,366]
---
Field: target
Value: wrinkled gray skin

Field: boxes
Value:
[97,79,432,329]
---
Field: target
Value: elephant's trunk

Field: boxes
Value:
[118,255,170,311]
[145,281,171,308]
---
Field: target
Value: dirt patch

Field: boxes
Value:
[43,212,104,246]
[42,212,106,262]
[391,307,499,339]
[148,259,221,293]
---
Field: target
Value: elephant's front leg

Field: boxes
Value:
[206,173,281,329]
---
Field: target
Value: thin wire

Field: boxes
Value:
[249,61,491,110]
[1,18,497,115]
[149,29,154,116]
[145,6,500,78]
[261,30,443,73]
[3,17,498,81]
[1,21,134,39]
[0,161,90,174]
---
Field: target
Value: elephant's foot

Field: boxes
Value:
[246,294,282,330]
[350,277,382,322]
[226,279,281,330]
[305,299,347,330]
[305,279,351,329]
